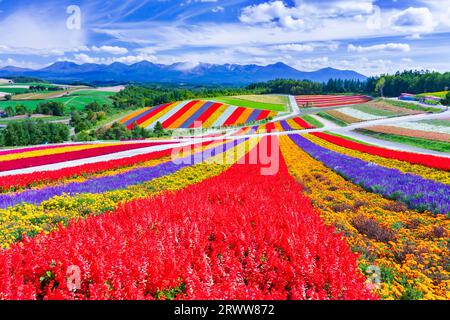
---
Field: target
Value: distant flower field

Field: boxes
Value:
[118,100,278,130]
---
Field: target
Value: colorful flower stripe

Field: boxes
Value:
[142,101,188,129]
[0,139,245,208]
[0,138,256,248]
[0,143,119,162]
[223,107,246,126]
[338,107,383,121]
[286,119,303,130]
[167,100,205,129]
[362,125,450,143]
[296,95,372,108]
[181,101,214,128]
[0,143,85,157]
[235,108,253,125]
[189,102,222,128]
[162,100,199,128]
[203,103,230,128]
[211,105,236,127]
[0,141,214,192]
[310,132,450,171]
[256,110,271,121]
[280,135,450,300]
[293,117,315,129]
[0,137,375,300]
[125,103,172,129]
[120,107,149,125]
[304,134,450,185]
[280,120,292,131]
[0,142,173,172]
[289,134,450,214]
[394,121,450,135]
[246,109,263,122]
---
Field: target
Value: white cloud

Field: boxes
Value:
[91,45,128,55]
[0,10,86,54]
[239,1,304,30]
[273,43,314,52]
[72,53,157,65]
[390,7,435,33]
[348,43,411,53]
[211,6,224,13]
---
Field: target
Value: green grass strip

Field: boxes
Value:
[377,99,441,113]
[316,112,348,127]
[301,115,324,128]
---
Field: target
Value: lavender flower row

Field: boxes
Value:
[289,134,450,214]
[0,139,246,208]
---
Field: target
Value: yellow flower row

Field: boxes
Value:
[279,135,450,300]
[0,138,258,249]
[304,134,450,185]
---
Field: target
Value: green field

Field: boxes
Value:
[210,95,287,111]
[356,129,450,153]
[316,112,348,127]
[379,99,441,113]
[0,87,30,94]
[417,119,450,127]
[0,82,57,87]
[0,90,114,113]
[0,116,69,125]
[351,104,399,117]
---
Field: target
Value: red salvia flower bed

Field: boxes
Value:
[310,132,450,171]
[0,137,376,300]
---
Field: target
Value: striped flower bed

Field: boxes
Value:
[392,121,450,135]
[119,100,277,130]
[295,95,372,108]
[0,142,174,172]
[362,125,450,143]
[290,134,450,214]
[310,132,450,170]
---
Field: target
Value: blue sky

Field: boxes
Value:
[0,0,450,75]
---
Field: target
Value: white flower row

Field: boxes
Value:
[338,107,384,121]
[393,121,450,134]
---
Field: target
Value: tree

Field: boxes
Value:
[15,104,27,115]
[4,94,12,101]
[442,91,450,106]
[35,101,65,116]
[153,121,164,136]
[4,106,15,117]
[375,77,386,97]
[97,122,131,141]
[131,123,149,139]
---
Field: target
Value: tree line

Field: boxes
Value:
[247,78,368,95]
[0,120,69,147]
[367,70,450,97]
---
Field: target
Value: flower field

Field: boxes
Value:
[361,125,450,143]
[295,95,372,108]
[118,100,278,130]
[0,124,448,300]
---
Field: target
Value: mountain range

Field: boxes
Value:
[0,61,367,84]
